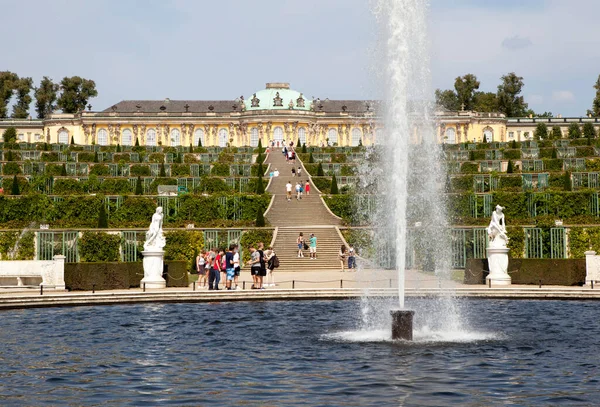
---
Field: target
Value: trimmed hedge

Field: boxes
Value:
[64,260,188,290]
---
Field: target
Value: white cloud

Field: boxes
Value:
[552,91,575,102]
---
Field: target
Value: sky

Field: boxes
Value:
[1,0,598,116]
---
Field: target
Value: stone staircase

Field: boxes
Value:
[264,147,345,271]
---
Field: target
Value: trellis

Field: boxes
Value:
[37,231,79,262]
[521,160,544,172]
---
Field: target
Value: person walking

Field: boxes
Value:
[233,245,241,290]
[305,180,311,195]
[297,166,302,178]
[296,233,305,258]
[309,233,317,260]
[347,245,356,270]
[291,167,296,177]
[225,245,235,290]
[286,181,293,202]
[339,245,348,272]
[295,182,301,200]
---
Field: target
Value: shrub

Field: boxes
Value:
[90,164,110,176]
[323,195,353,222]
[53,178,84,195]
[196,177,231,193]
[164,230,204,265]
[148,153,165,163]
[460,162,479,173]
[551,126,563,140]
[79,232,121,262]
[503,149,521,160]
[98,204,108,228]
[583,122,597,139]
[211,162,230,176]
[568,123,582,139]
[312,177,331,193]
[100,178,131,194]
[171,163,190,176]
[506,159,514,173]
[130,164,151,176]
[534,123,548,140]
[2,162,21,175]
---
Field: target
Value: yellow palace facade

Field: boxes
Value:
[1,82,599,146]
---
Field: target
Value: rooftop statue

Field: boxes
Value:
[487,205,509,248]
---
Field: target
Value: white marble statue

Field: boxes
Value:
[487,205,509,248]
[144,207,166,251]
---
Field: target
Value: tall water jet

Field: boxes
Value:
[369,0,451,338]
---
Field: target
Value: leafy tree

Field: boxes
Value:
[255,206,265,227]
[56,76,98,113]
[591,74,600,117]
[330,174,339,194]
[255,175,265,194]
[34,77,59,119]
[97,204,108,228]
[454,74,480,110]
[434,89,459,111]
[10,175,20,195]
[506,160,514,174]
[583,122,597,139]
[473,91,498,112]
[0,71,19,118]
[534,123,548,140]
[3,127,17,143]
[135,176,143,195]
[11,77,33,119]
[160,163,166,177]
[496,72,528,117]
[568,123,582,139]
[551,126,563,140]
[535,111,553,118]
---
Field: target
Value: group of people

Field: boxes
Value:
[294,232,357,271]
[285,180,310,201]
[194,242,280,290]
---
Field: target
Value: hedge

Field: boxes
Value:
[323,194,353,222]
[64,260,188,291]
[0,230,34,260]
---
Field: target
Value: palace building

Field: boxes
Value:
[1,82,599,146]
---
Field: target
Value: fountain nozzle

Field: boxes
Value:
[390,310,415,341]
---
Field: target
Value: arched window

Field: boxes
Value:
[171,129,181,146]
[250,128,259,147]
[327,128,338,145]
[351,128,362,146]
[122,129,133,146]
[58,130,69,144]
[97,129,108,146]
[146,129,157,146]
[273,127,284,144]
[483,127,493,142]
[218,128,228,147]
[193,129,205,147]
[298,127,307,146]
[445,128,456,144]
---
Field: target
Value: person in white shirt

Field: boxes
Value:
[285,181,293,201]
[233,245,241,290]
[274,168,279,177]
[295,182,301,200]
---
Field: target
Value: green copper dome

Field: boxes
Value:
[244,83,311,111]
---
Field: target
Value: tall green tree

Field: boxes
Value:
[255,175,265,194]
[56,76,98,113]
[473,91,499,112]
[454,74,480,110]
[330,174,339,194]
[10,175,20,195]
[434,89,459,111]
[255,206,265,227]
[98,204,108,228]
[583,122,597,139]
[591,74,600,117]
[533,123,548,140]
[11,77,33,118]
[34,76,59,119]
[568,123,582,139]
[3,127,17,143]
[135,176,143,195]
[551,126,563,140]
[0,71,19,118]
[496,72,528,117]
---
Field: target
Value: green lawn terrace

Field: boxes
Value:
[0,142,271,229]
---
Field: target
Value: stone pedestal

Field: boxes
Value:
[486,247,511,285]
[585,251,600,287]
[390,310,415,341]
[141,250,166,289]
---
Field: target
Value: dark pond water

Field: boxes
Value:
[0,299,598,406]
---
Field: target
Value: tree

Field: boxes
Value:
[506,159,514,174]
[551,148,558,159]
[116,144,121,153]
[591,74,600,117]
[434,89,459,111]
[34,76,59,119]
[6,150,13,161]
[496,72,528,117]
[98,204,108,228]
[473,91,499,112]
[309,152,315,163]
[568,123,582,139]
[135,176,143,195]
[257,138,263,153]
[160,163,166,177]
[255,206,266,227]
[189,143,193,153]
[11,77,33,119]
[330,174,339,194]
[534,123,548,140]
[563,171,572,191]
[302,143,307,153]
[56,76,98,113]
[454,74,480,111]
[70,135,75,145]
[511,140,518,149]
[583,122,597,139]
[61,163,67,176]
[317,162,324,176]
[3,127,17,143]
[197,137,202,147]
[0,71,19,118]
[135,137,140,147]
[255,175,265,194]
[93,151,99,163]
[551,126,563,140]
[10,175,20,195]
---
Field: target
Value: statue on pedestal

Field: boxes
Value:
[486,205,511,285]
[144,207,166,251]
[487,205,509,248]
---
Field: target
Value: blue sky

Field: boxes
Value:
[1,0,598,116]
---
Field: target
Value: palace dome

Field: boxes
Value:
[244,83,311,111]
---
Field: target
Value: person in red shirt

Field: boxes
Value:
[305,180,310,195]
